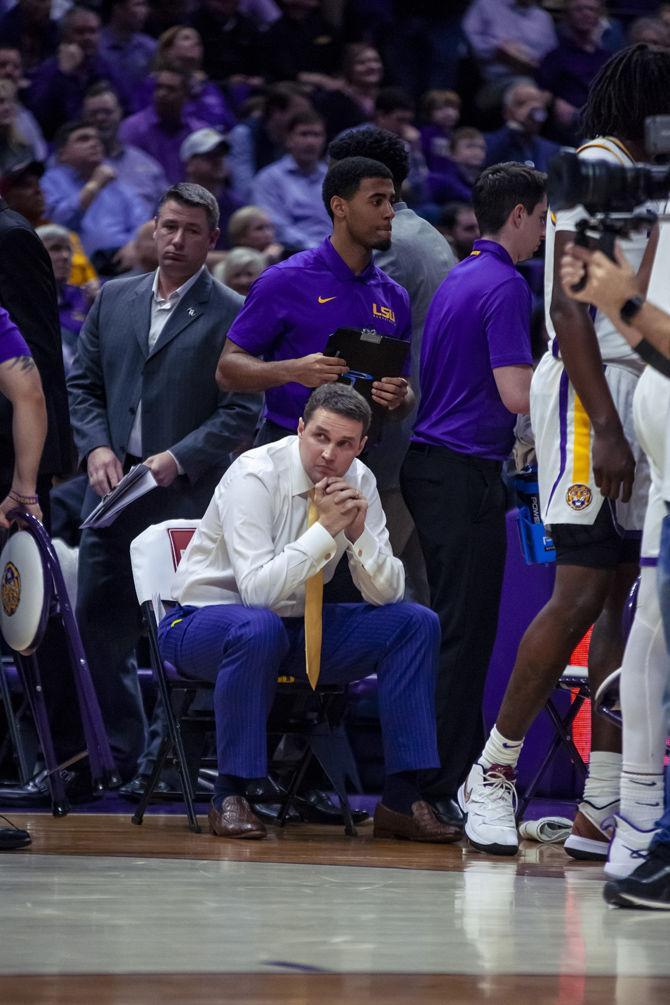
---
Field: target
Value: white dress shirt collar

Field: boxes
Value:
[151,264,205,305]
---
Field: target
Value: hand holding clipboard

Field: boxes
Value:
[322,327,410,411]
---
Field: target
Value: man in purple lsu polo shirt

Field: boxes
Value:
[215,156,413,440]
[401,163,547,825]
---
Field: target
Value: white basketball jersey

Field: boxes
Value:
[544,136,651,374]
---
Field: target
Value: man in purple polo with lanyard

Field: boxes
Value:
[401,163,546,822]
[216,156,413,440]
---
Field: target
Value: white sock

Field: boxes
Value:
[582,750,621,808]
[620,566,668,772]
[480,725,524,770]
[620,770,664,831]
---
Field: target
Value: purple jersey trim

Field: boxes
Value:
[546,368,570,512]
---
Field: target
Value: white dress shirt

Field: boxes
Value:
[171,436,405,614]
[127,266,205,459]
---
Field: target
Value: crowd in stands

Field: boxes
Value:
[0,0,664,320]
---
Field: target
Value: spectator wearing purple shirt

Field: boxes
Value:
[42,120,148,262]
[401,163,546,810]
[419,90,461,174]
[99,0,157,113]
[251,111,331,252]
[25,6,123,141]
[118,65,209,185]
[463,0,558,85]
[149,26,236,132]
[426,127,486,206]
[83,82,168,219]
[537,0,612,144]
[216,156,414,442]
[37,223,92,376]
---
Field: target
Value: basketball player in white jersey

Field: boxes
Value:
[560,227,670,904]
[458,44,670,858]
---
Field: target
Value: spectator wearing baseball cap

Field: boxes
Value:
[180,127,243,253]
[0,158,98,291]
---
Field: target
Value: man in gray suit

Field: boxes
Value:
[68,182,261,780]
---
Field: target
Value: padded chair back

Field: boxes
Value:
[130,520,198,612]
[0,511,118,811]
[0,529,50,655]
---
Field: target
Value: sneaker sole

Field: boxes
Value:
[564,834,608,861]
[604,860,642,880]
[603,882,670,910]
[466,833,519,856]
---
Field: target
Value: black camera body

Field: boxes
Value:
[547,116,670,217]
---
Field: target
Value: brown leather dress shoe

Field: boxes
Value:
[208,796,267,839]
[373,800,463,843]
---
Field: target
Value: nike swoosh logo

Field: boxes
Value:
[318,296,336,304]
[631,779,661,787]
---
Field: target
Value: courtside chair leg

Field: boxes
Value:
[132,737,169,826]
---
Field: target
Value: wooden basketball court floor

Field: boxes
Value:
[1,810,670,1005]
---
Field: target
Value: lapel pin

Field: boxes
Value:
[187,307,196,317]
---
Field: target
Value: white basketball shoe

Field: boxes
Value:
[457,762,519,856]
[604,815,658,879]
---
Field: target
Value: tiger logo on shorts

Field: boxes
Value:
[566,483,593,511]
[1,561,21,616]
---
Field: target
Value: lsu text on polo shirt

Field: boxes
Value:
[226,236,412,430]
[413,239,533,462]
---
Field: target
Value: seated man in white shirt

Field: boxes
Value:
[160,383,459,843]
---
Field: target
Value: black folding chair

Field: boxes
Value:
[129,520,360,835]
[516,666,589,821]
[0,510,119,814]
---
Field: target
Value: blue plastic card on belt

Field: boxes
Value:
[511,467,556,565]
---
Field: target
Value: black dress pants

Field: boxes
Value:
[400,443,507,799]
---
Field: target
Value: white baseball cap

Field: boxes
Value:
[180,128,230,162]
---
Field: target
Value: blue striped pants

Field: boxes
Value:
[157,601,440,779]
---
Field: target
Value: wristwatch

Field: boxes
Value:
[619,294,645,324]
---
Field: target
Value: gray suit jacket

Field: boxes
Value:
[68,268,261,508]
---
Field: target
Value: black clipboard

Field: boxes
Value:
[323,327,409,404]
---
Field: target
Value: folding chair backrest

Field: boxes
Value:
[130,520,199,610]
[0,528,50,656]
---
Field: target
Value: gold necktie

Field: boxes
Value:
[304,491,323,689]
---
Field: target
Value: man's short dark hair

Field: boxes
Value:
[374,87,414,116]
[263,81,310,119]
[157,183,220,230]
[84,80,120,103]
[153,60,191,90]
[440,201,473,230]
[53,119,94,153]
[303,383,371,434]
[322,156,393,219]
[472,163,546,235]
[448,126,483,155]
[286,110,325,134]
[328,126,409,190]
[62,5,100,37]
